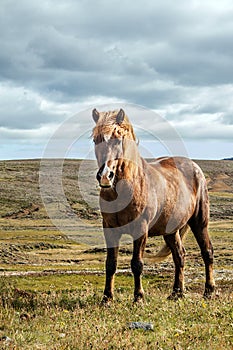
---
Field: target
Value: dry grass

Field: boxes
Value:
[0,275,232,350]
[0,218,232,349]
[0,159,233,349]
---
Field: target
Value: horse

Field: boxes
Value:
[92,108,215,302]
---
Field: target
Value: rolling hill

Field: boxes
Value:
[0,158,232,221]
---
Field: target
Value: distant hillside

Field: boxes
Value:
[223,157,233,161]
[0,159,232,221]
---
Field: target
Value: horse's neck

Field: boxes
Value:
[118,141,144,181]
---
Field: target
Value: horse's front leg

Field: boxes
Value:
[164,230,186,300]
[131,233,147,302]
[102,230,120,303]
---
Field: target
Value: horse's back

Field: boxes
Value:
[147,156,208,235]
[148,156,206,189]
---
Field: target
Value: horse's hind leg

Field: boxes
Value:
[164,230,186,300]
[189,211,215,298]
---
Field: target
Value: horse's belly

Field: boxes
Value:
[148,207,193,236]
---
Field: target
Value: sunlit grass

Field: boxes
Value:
[0,159,232,349]
[0,276,232,350]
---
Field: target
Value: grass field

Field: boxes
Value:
[0,159,232,349]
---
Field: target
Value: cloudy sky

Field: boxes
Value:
[0,0,233,160]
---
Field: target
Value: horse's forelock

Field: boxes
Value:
[92,110,136,141]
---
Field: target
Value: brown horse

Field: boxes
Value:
[92,108,215,302]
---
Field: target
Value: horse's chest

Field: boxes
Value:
[118,202,142,225]
[100,179,150,229]
[102,198,146,228]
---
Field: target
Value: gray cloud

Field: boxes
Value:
[0,0,232,159]
[0,85,66,129]
[221,113,233,125]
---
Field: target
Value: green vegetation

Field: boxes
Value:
[0,159,232,349]
[0,275,232,350]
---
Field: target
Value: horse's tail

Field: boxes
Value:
[153,225,189,262]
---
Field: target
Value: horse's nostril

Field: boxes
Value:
[96,165,114,184]
[108,171,114,180]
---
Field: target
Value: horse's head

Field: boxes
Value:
[92,108,136,189]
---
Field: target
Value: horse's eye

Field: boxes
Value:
[93,138,101,145]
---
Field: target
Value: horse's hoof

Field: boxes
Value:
[133,297,144,304]
[167,290,184,301]
[133,294,144,304]
[100,295,112,306]
[203,285,215,299]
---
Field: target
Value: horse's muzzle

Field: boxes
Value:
[97,164,115,188]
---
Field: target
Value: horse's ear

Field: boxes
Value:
[92,108,100,123]
[116,109,125,125]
